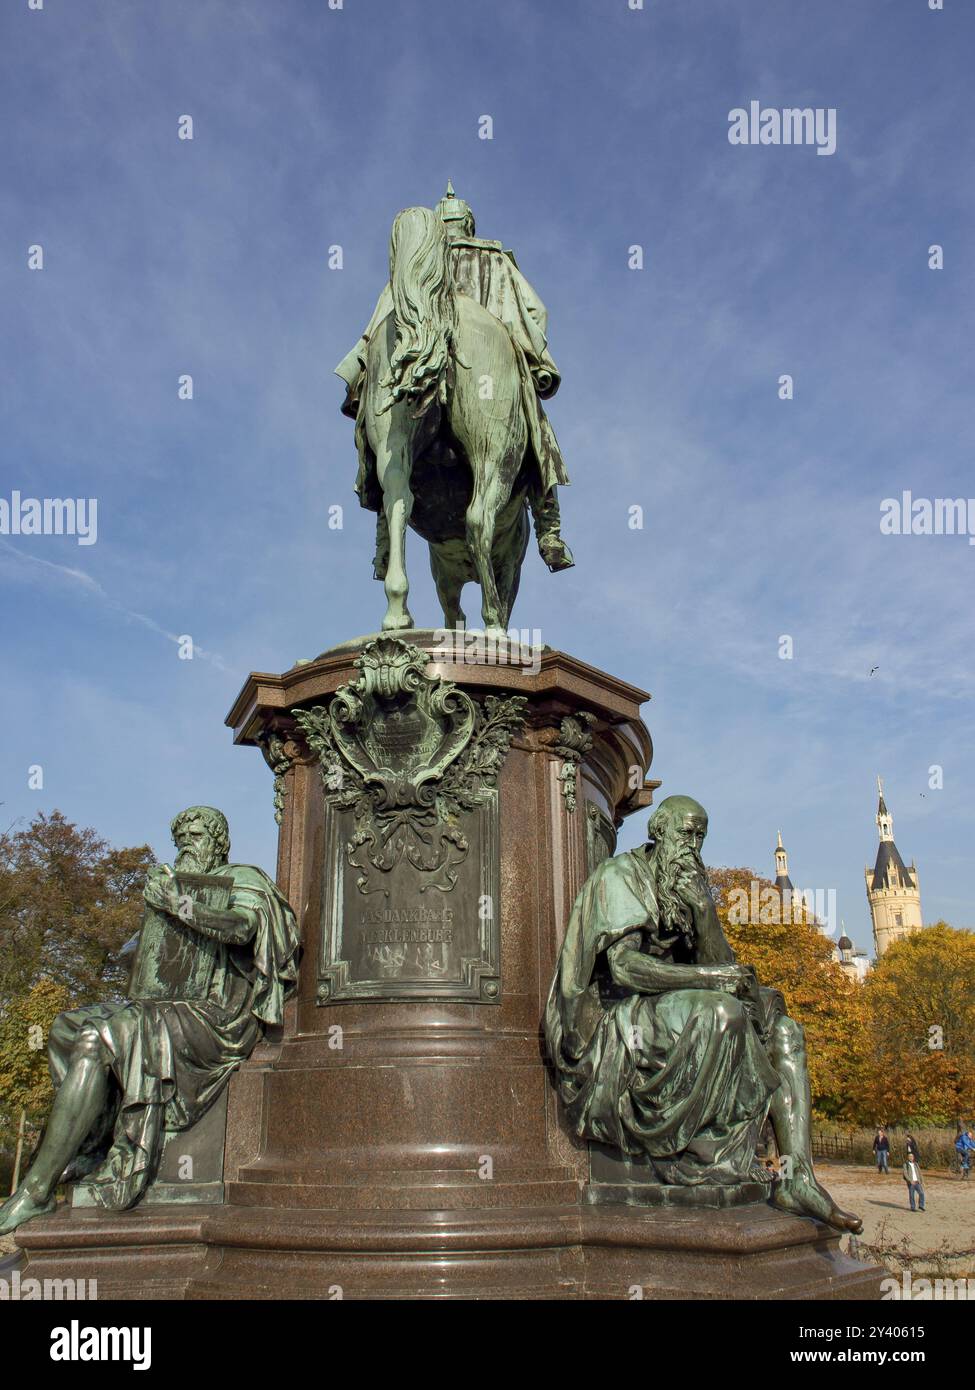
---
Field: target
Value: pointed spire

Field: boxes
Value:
[445,179,455,198]
[774,830,793,892]
[876,778,893,842]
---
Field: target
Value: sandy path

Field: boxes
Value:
[817,1161,975,1274]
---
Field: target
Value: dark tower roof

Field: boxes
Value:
[871,840,916,893]
[837,934,853,951]
[871,781,917,892]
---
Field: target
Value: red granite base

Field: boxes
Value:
[13,1199,883,1300]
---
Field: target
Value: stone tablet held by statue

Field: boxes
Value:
[128,869,234,1001]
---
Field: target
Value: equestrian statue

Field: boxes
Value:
[335,184,573,637]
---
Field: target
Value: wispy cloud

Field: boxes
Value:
[0,539,226,668]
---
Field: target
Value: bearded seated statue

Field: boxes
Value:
[0,805,299,1237]
[544,794,861,1233]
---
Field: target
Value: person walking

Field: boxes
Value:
[905,1133,922,1165]
[872,1127,891,1174]
[903,1153,926,1211]
[955,1129,974,1179]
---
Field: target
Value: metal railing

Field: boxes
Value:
[811,1131,856,1161]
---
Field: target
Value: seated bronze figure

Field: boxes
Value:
[545,794,861,1232]
[0,806,299,1235]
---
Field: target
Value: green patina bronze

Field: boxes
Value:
[544,795,863,1234]
[294,637,525,1004]
[0,806,299,1236]
[295,635,525,895]
[336,185,574,637]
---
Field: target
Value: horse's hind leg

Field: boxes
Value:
[495,503,530,632]
[372,410,416,631]
[466,472,511,637]
[430,542,467,629]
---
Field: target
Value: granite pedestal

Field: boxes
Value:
[14,634,883,1299]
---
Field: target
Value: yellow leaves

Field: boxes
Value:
[708,866,868,1121]
[857,923,975,1126]
[0,812,154,1129]
[0,977,72,1120]
[707,869,975,1127]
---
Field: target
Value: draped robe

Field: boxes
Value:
[47,863,299,1211]
[544,848,782,1185]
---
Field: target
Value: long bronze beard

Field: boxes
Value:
[174,848,216,875]
[650,840,706,936]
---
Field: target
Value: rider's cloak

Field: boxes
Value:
[335,238,569,511]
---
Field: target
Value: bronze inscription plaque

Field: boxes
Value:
[318,792,501,1004]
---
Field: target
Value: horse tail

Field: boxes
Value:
[383,206,455,412]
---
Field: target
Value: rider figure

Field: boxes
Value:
[335,183,574,576]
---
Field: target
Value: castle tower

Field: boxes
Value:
[774,830,793,893]
[836,921,869,982]
[774,832,869,976]
[865,777,923,957]
[772,829,796,922]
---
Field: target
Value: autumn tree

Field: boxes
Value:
[0,811,154,1134]
[854,922,975,1128]
[707,865,868,1121]
[0,978,72,1120]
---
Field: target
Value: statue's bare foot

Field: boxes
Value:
[0,1186,57,1236]
[749,1161,775,1188]
[538,535,575,572]
[772,1158,863,1234]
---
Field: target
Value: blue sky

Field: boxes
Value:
[1,0,972,954]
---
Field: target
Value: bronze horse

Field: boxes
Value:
[358,206,537,637]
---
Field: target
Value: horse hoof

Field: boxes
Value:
[382,613,415,632]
